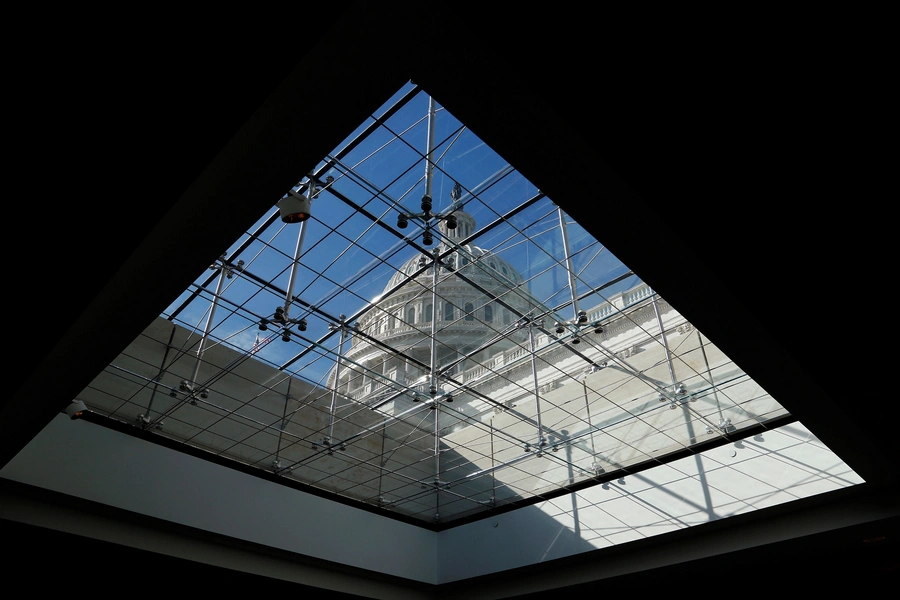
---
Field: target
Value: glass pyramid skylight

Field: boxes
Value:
[74,82,802,526]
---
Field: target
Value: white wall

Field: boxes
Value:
[0,415,438,584]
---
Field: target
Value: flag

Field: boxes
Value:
[251,332,261,355]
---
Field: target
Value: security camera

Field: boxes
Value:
[277,192,311,223]
[66,400,86,420]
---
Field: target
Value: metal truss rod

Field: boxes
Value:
[423,96,436,202]
[527,318,546,448]
[188,262,228,389]
[558,207,581,322]
[653,295,678,388]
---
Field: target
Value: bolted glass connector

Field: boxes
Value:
[445,214,457,229]
[555,322,565,334]
[422,231,433,246]
[281,331,291,342]
[577,310,587,324]
[397,215,408,229]
[259,318,268,331]
[421,195,432,213]
[297,318,307,331]
[274,306,286,323]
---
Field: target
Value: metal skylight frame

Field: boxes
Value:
[74,82,799,527]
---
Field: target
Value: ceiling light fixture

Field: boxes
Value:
[277,191,311,223]
[277,174,331,224]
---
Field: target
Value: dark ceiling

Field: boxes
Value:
[3,1,896,593]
